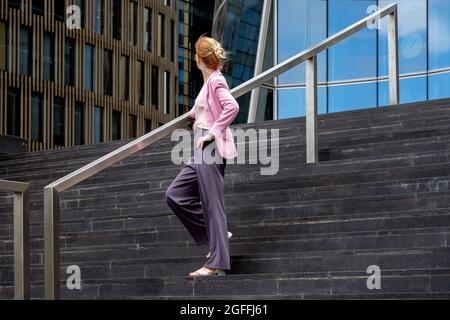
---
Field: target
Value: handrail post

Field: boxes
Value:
[388,7,399,105]
[306,55,318,164]
[0,179,31,300]
[13,188,30,300]
[44,187,60,300]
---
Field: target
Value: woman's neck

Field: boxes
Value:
[202,67,217,84]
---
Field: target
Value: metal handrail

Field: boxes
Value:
[0,179,30,300]
[43,3,398,299]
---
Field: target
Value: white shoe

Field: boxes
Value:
[189,267,226,278]
[206,231,233,259]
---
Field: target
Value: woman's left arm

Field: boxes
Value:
[208,77,239,139]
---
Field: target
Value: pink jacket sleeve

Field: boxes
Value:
[208,76,239,138]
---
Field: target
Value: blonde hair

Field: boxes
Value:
[195,36,227,70]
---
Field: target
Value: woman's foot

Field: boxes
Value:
[206,231,233,259]
[189,266,225,278]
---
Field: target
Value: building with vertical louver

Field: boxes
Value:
[0,0,177,152]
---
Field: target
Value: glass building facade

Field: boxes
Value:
[177,0,215,118]
[276,0,450,119]
[177,0,271,124]
[212,0,268,124]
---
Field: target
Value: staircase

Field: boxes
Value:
[1,98,450,299]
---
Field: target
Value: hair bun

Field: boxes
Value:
[195,36,228,69]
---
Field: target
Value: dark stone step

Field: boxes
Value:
[2,248,450,286]
[4,163,449,212]
[2,221,447,262]
[3,185,450,239]
[2,148,450,213]
[5,124,450,181]
[3,139,450,197]
[5,126,448,191]
[1,267,449,299]
[4,113,450,174]
[2,208,450,261]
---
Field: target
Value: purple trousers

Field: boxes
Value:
[165,127,230,270]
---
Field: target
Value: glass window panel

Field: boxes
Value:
[170,20,175,62]
[152,65,159,109]
[378,0,428,105]
[31,92,43,143]
[137,60,145,105]
[379,76,427,105]
[120,55,129,101]
[43,32,54,81]
[84,43,94,91]
[328,0,377,81]
[7,87,20,137]
[145,119,151,133]
[144,8,152,52]
[54,0,65,21]
[75,102,85,146]
[112,110,121,141]
[113,0,122,40]
[8,0,21,10]
[129,1,137,46]
[53,97,65,147]
[277,87,327,119]
[94,0,103,34]
[73,0,85,28]
[164,71,170,114]
[400,77,428,104]
[32,0,44,15]
[0,21,7,71]
[129,114,137,138]
[328,83,377,113]
[65,38,75,86]
[277,0,327,84]
[377,80,389,107]
[429,0,450,69]
[379,0,427,75]
[158,14,165,57]
[429,73,450,100]
[104,49,113,96]
[19,26,32,76]
[94,106,103,143]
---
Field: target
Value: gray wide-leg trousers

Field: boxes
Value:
[165,127,230,270]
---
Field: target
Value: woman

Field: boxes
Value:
[165,36,239,278]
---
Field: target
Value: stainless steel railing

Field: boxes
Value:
[43,3,398,299]
[0,179,30,300]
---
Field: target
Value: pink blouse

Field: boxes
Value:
[193,84,210,130]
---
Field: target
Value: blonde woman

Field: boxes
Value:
[165,36,239,278]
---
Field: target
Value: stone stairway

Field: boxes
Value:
[1,98,450,299]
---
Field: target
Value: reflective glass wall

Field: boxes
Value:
[177,0,215,118]
[276,0,450,119]
[212,0,265,124]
